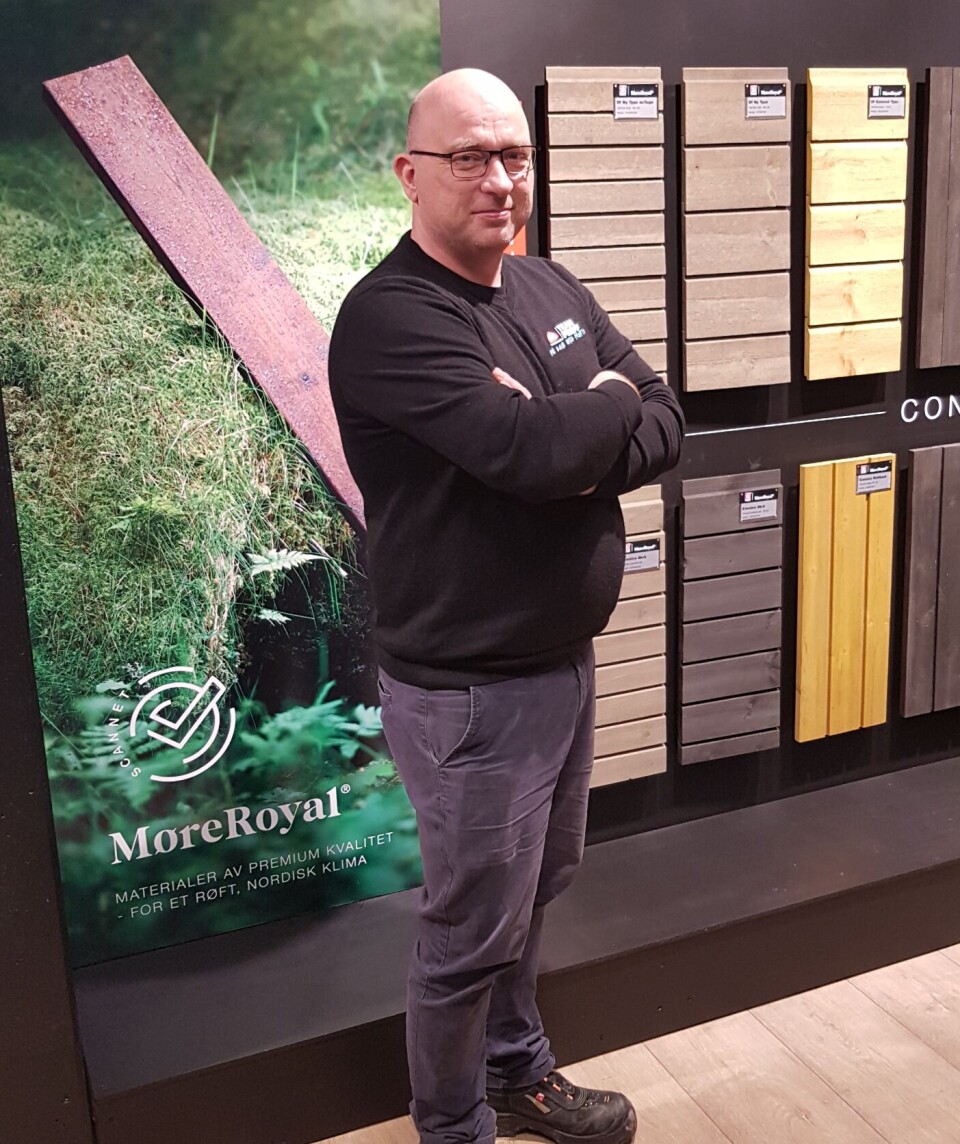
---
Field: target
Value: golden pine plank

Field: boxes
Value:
[589,744,666,785]
[595,625,665,666]
[594,714,667,758]
[596,655,665,697]
[550,212,665,249]
[861,453,896,727]
[808,141,908,204]
[828,457,870,736]
[684,209,790,276]
[796,462,834,742]
[807,202,906,266]
[684,333,791,391]
[550,179,665,215]
[551,245,665,280]
[684,145,791,211]
[682,73,791,145]
[805,320,902,379]
[587,277,666,311]
[632,340,667,372]
[549,113,663,147]
[808,67,910,142]
[546,69,663,113]
[549,146,664,182]
[602,593,665,635]
[611,309,666,341]
[684,272,790,340]
[806,261,904,326]
[596,685,666,727]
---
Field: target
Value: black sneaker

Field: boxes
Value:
[487,1070,637,1144]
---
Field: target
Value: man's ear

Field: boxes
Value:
[394,153,418,204]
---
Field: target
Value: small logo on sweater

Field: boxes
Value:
[546,318,586,356]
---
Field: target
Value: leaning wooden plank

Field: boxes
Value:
[549,147,664,182]
[631,341,667,372]
[546,70,664,113]
[683,528,782,580]
[550,212,665,249]
[602,593,665,634]
[550,180,665,215]
[682,72,791,146]
[43,56,364,531]
[808,141,908,204]
[594,625,665,666]
[683,485,783,537]
[683,609,781,664]
[549,114,664,147]
[941,78,960,368]
[551,245,666,280]
[681,729,779,766]
[805,320,902,380]
[683,210,790,276]
[684,145,791,211]
[683,568,781,623]
[796,462,834,742]
[595,715,667,758]
[901,447,943,717]
[590,745,667,785]
[934,444,960,711]
[596,656,666,697]
[861,453,896,728]
[684,333,791,391]
[683,651,781,705]
[806,261,904,326]
[807,202,906,266]
[596,685,666,727]
[828,457,870,736]
[681,690,780,745]
[610,310,667,342]
[808,68,910,143]
[586,278,666,311]
[683,469,782,497]
[684,272,790,340]
[916,69,954,369]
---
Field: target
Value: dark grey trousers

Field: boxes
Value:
[378,646,596,1144]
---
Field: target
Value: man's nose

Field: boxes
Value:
[481,155,515,194]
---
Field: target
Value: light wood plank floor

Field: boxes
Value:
[318,943,960,1144]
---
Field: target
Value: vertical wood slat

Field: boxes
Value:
[901,447,944,717]
[943,75,960,367]
[861,453,896,728]
[828,458,869,736]
[934,445,960,711]
[917,69,954,368]
[796,463,834,742]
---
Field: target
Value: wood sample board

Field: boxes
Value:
[679,471,783,764]
[546,67,667,376]
[681,68,792,391]
[805,69,909,380]
[901,444,960,716]
[592,485,667,785]
[795,453,896,741]
[916,68,960,369]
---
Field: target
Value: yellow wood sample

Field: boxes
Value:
[808,68,910,142]
[808,141,908,204]
[587,278,665,311]
[549,212,664,249]
[807,202,906,265]
[684,145,791,211]
[684,272,790,340]
[806,261,904,326]
[550,179,664,215]
[683,209,790,276]
[684,334,791,391]
[828,458,869,736]
[805,320,902,379]
[796,462,835,742]
[548,146,664,182]
[861,454,896,727]
[550,245,665,280]
[549,113,664,147]
[610,309,666,342]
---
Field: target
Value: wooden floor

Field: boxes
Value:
[319,944,960,1144]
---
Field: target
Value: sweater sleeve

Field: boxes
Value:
[329,277,644,504]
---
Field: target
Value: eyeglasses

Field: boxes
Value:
[409,146,536,180]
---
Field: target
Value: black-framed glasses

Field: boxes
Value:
[409,146,536,179]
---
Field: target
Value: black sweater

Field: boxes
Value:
[329,234,684,688]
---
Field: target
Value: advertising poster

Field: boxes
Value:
[0,0,439,966]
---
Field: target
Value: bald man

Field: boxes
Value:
[329,69,683,1144]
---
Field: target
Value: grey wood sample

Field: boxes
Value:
[550,180,665,215]
[549,113,664,147]
[683,145,791,211]
[683,528,782,581]
[934,445,960,711]
[901,447,943,717]
[681,729,780,766]
[684,334,792,392]
[586,278,666,311]
[683,469,782,497]
[683,485,783,537]
[683,568,782,622]
[549,147,664,182]
[549,213,665,249]
[682,609,782,664]
[683,273,791,340]
[594,625,665,666]
[594,714,667,758]
[551,245,666,281]
[596,656,665,697]
[682,651,781,705]
[681,690,780,745]
[682,69,791,146]
[683,210,790,277]
[596,686,666,727]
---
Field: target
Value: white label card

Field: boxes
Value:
[856,460,894,495]
[624,538,661,573]
[613,83,659,120]
[744,83,787,120]
[739,488,780,522]
[868,84,907,119]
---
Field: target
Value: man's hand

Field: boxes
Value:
[492,366,532,399]
[588,369,639,396]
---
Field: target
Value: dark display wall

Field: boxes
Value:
[440,0,960,842]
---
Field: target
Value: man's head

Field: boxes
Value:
[394,69,534,285]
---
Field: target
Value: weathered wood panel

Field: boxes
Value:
[683,485,783,537]
[684,273,791,339]
[550,180,664,215]
[681,690,780,745]
[682,609,782,664]
[594,625,665,666]
[934,444,960,712]
[805,320,902,380]
[585,277,665,311]
[620,497,663,535]
[796,462,834,742]
[684,334,791,391]
[596,656,665,697]
[683,469,781,497]
[807,68,910,142]
[901,447,944,717]
[861,453,896,728]
[916,69,955,369]
[684,210,790,276]
[806,262,904,326]
[596,686,666,726]
[595,715,667,758]
[684,569,782,622]
[684,145,791,211]
[807,202,906,266]
[808,141,908,204]
[610,309,667,342]
[682,651,781,705]
[941,73,960,367]
[549,113,664,147]
[602,593,665,634]
[549,212,665,249]
[619,558,666,600]
[681,730,780,766]
[631,340,667,372]
[551,245,665,280]
[545,67,664,112]
[683,71,791,146]
[590,745,666,785]
[549,146,664,182]
[683,528,782,581]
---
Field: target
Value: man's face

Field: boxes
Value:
[400,87,534,271]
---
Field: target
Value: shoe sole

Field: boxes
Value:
[494,1104,637,1144]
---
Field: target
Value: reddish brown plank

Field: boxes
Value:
[43,56,364,532]
[934,445,960,711]
[901,447,943,717]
